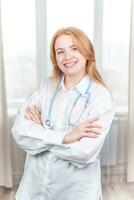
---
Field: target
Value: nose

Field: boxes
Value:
[64,50,72,60]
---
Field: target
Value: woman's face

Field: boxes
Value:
[54,35,87,77]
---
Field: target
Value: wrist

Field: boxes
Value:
[62,131,72,144]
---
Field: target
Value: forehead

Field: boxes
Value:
[54,35,76,49]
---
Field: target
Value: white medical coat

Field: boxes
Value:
[11,75,115,200]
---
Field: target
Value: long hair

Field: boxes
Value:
[50,27,105,86]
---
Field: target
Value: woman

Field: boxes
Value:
[12,27,115,200]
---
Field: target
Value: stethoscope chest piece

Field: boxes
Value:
[44,119,54,129]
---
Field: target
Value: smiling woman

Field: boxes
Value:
[54,34,87,87]
[11,26,115,200]
[50,27,105,87]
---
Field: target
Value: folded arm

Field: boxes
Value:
[11,83,69,155]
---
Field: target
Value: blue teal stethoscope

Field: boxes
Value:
[44,75,92,129]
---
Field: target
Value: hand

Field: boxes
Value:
[63,117,102,144]
[24,105,43,125]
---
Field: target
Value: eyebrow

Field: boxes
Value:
[55,45,76,52]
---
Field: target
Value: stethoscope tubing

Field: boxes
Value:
[45,75,92,129]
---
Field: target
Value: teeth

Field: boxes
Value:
[64,61,77,68]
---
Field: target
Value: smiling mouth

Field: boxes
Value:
[64,61,78,68]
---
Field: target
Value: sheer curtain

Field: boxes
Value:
[100,0,131,184]
[127,0,134,182]
[0,0,12,187]
[1,0,37,186]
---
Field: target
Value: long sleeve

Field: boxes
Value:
[11,82,69,155]
[49,87,115,168]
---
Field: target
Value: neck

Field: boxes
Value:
[64,72,86,89]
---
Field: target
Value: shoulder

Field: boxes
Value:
[92,82,113,102]
[91,82,115,114]
[34,77,54,94]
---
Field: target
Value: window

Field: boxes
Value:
[46,0,94,76]
[102,0,131,113]
[2,0,131,114]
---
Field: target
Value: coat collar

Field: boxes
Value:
[58,74,91,95]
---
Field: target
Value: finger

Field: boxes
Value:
[24,113,32,120]
[25,108,34,118]
[86,117,100,124]
[27,107,42,125]
[26,108,37,121]
[84,132,99,138]
[30,106,42,121]
[84,128,101,135]
[27,106,36,114]
[33,106,42,124]
[26,109,42,124]
[34,105,41,118]
[86,123,102,129]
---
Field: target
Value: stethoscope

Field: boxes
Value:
[44,75,92,129]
